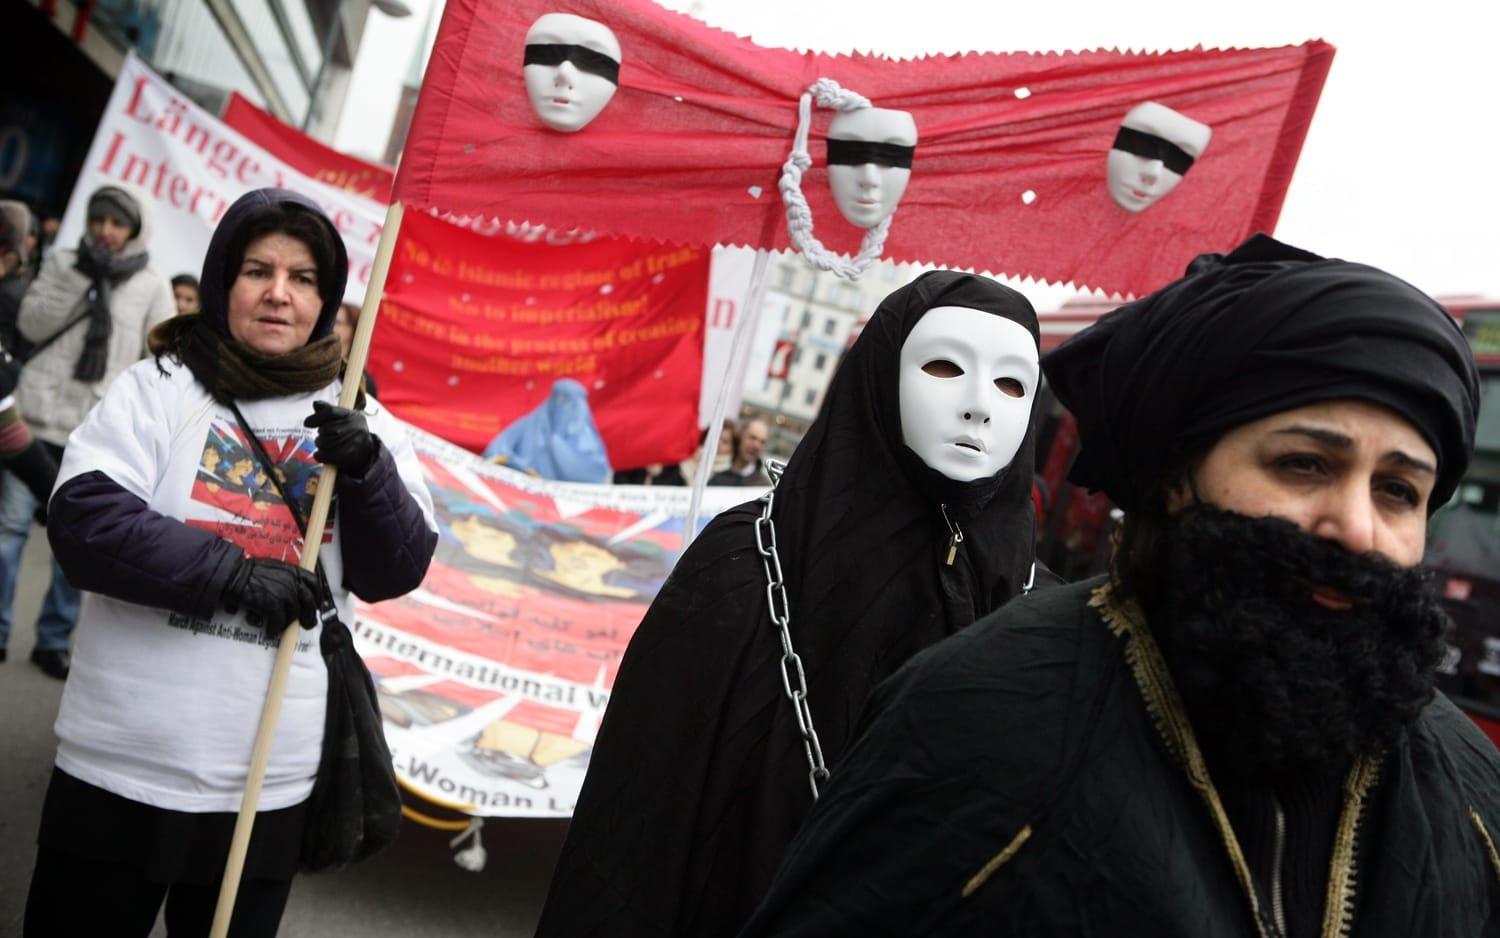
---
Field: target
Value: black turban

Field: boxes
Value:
[1043,234,1480,514]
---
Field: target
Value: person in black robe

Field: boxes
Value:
[534,271,1043,938]
[739,235,1499,938]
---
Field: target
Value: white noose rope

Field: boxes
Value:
[779,78,894,281]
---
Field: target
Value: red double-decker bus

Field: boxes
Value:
[1425,300,1500,743]
[1031,297,1500,743]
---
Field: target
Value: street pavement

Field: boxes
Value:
[0,525,568,936]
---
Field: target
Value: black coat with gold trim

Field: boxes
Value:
[739,577,1500,938]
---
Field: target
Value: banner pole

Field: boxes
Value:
[209,200,407,938]
[684,248,772,542]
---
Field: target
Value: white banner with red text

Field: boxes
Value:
[57,52,385,304]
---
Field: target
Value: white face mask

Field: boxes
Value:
[826,108,918,229]
[1106,101,1212,212]
[899,305,1039,483]
[523,13,622,133]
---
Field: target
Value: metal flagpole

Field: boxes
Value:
[209,201,407,938]
[683,248,772,542]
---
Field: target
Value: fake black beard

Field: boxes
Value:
[1152,506,1450,780]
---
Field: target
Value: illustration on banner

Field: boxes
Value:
[354,438,738,817]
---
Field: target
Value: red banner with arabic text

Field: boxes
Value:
[371,209,710,469]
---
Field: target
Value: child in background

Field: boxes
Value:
[170,273,201,315]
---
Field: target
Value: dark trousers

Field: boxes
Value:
[24,844,294,938]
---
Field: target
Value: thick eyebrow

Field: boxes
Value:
[1272,425,1435,476]
[242,256,317,276]
[1273,425,1353,449]
[1382,450,1436,477]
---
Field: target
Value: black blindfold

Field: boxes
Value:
[1111,125,1196,176]
[825,138,916,170]
[523,43,620,85]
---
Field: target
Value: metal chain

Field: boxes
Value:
[754,457,832,799]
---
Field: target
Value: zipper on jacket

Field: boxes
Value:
[939,503,963,565]
[1270,796,1287,938]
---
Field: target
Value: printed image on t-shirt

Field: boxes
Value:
[186,420,333,563]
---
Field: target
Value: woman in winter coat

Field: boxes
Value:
[4,183,175,679]
[23,188,438,937]
[0,200,57,516]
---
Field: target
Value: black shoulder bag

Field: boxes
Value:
[22,296,96,363]
[227,401,402,873]
[0,344,21,401]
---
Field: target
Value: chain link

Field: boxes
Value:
[752,461,1039,798]
[756,457,831,799]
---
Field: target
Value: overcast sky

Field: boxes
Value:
[336,0,1500,307]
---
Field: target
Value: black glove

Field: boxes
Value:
[8,441,59,519]
[304,400,376,476]
[0,347,21,400]
[220,556,321,639]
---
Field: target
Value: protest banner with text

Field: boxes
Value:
[57,52,386,303]
[215,85,770,440]
[358,429,749,816]
[373,208,712,468]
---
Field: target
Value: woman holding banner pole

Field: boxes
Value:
[23,188,437,938]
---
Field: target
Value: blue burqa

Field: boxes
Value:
[483,379,612,483]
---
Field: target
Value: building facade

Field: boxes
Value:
[741,254,913,454]
[5,0,378,216]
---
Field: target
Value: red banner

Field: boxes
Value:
[396,0,1333,295]
[372,209,710,468]
[223,92,395,202]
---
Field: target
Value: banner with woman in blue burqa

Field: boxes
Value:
[483,378,612,483]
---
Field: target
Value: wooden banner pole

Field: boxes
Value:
[209,200,407,937]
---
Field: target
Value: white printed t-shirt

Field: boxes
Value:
[51,357,434,812]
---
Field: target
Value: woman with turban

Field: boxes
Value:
[739,235,1497,938]
[537,270,1044,938]
[23,188,438,937]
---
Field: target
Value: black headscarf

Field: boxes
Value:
[773,269,1041,690]
[198,188,346,342]
[1044,234,1480,514]
[150,188,348,403]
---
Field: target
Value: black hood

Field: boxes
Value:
[769,269,1042,724]
[199,187,348,343]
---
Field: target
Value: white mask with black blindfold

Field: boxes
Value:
[826,107,918,229]
[523,13,622,132]
[899,305,1039,482]
[1106,101,1212,212]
